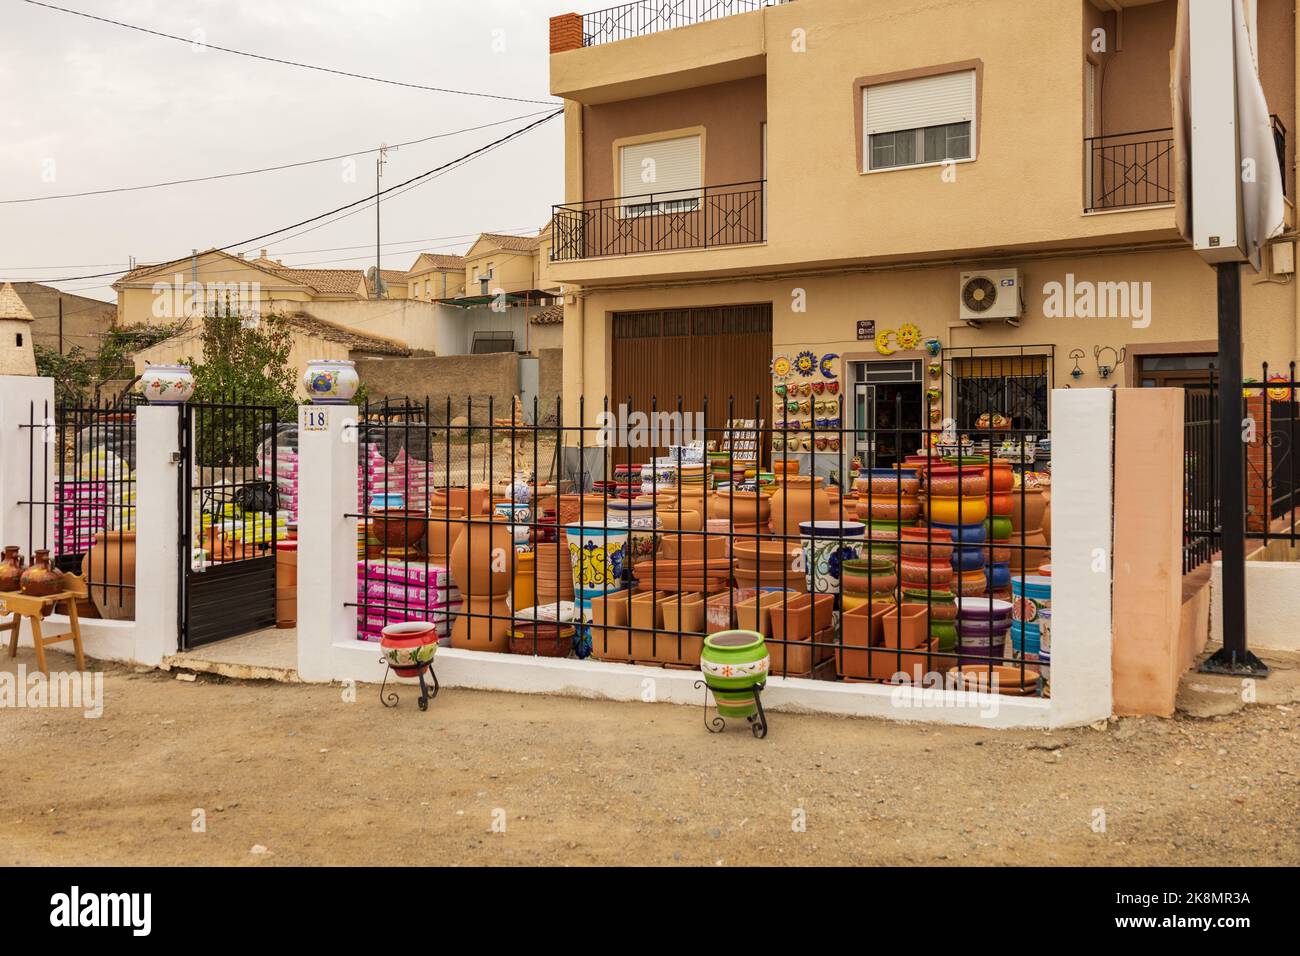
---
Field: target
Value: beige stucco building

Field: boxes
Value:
[546,0,1300,463]
[113,249,369,328]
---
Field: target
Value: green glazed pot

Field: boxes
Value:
[700,630,770,719]
[985,516,1013,540]
[930,620,959,651]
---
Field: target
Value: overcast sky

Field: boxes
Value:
[0,0,575,301]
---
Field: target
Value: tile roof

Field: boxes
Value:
[265,267,366,295]
[531,304,564,325]
[478,232,541,253]
[280,313,410,356]
[0,282,35,321]
[409,253,465,274]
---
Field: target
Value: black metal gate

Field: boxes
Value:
[178,399,280,649]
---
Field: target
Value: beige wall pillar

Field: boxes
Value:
[1111,387,1188,716]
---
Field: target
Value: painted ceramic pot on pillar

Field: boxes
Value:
[700,630,770,719]
[140,364,195,405]
[303,358,360,405]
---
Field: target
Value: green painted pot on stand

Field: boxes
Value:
[697,629,771,738]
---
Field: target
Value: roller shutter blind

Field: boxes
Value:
[863,70,976,135]
[619,135,702,203]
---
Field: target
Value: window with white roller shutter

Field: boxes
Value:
[619,135,702,215]
[863,69,976,171]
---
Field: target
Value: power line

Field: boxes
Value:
[1,227,541,272]
[35,110,563,284]
[0,111,556,204]
[22,1,557,106]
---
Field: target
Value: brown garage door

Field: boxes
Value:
[612,303,773,462]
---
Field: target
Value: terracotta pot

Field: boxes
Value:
[898,558,954,588]
[448,517,512,599]
[859,497,921,522]
[708,490,771,527]
[443,486,491,517]
[1041,491,1052,544]
[926,465,989,498]
[770,476,834,538]
[0,545,23,592]
[898,527,956,561]
[881,604,930,651]
[841,558,897,596]
[1010,527,1049,572]
[371,509,429,554]
[1009,487,1047,533]
[424,507,465,565]
[83,530,137,621]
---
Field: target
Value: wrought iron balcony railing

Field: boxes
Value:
[551,180,766,261]
[1084,127,1175,213]
[580,0,775,47]
[1085,115,1287,213]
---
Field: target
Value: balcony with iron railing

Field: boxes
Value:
[551,180,766,262]
[576,0,779,47]
[1084,115,1287,214]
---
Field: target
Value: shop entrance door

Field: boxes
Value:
[852,360,924,468]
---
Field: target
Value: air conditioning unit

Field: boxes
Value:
[959,269,1023,326]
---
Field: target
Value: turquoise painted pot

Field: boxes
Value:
[700,630,770,719]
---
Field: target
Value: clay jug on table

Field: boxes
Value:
[0,546,23,592]
[20,549,63,616]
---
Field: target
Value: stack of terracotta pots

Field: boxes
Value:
[447,516,514,651]
[896,526,958,650]
[1008,481,1049,574]
[732,538,801,591]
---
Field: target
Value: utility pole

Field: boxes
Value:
[375,143,393,300]
[57,296,63,355]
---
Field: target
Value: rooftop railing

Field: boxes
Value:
[580,0,775,46]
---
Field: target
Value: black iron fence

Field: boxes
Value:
[13,398,138,619]
[1183,363,1300,574]
[552,181,765,261]
[580,0,774,46]
[348,393,1054,696]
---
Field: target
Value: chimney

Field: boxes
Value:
[260,249,268,259]
[549,13,583,53]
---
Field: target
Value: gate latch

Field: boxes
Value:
[170,452,184,465]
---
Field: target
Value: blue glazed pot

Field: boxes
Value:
[951,547,986,572]
[987,561,1012,590]
[929,520,987,545]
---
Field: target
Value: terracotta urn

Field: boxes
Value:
[20,549,63,615]
[83,531,137,620]
[1041,491,1052,544]
[448,517,513,599]
[424,506,465,565]
[0,545,23,592]
[770,476,834,538]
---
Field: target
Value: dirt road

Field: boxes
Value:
[2,652,1297,866]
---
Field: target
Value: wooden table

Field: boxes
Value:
[1,590,86,676]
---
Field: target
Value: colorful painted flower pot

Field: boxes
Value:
[605,499,660,561]
[957,616,1011,665]
[929,520,988,545]
[303,358,360,405]
[700,630,770,719]
[924,495,989,525]
[380,621,439,678]
[140,364,195,405]
[798,520,866,596]
[1011,574,1052,624]
[930,620,959,651]
[564,525,630,595]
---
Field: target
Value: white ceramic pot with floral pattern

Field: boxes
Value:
[303,359,359,405]
[140,364,195,405]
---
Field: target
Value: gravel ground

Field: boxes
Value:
[2,653,1297,866]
